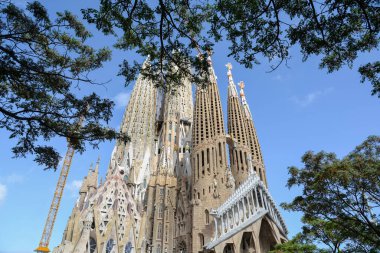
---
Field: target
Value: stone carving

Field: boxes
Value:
[225,168,235,189]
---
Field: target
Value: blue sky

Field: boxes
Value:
[0,1,379,252]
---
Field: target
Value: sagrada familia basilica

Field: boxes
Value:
[53,56,288,253]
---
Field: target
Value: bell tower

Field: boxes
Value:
[191,55,232,253]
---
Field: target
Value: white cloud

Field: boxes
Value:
[0,183,7,204]
[291,87,334,107]
[67,180,82,198]
[114,91,131,108]
[6,173,24,184]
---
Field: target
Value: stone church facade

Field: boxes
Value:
[53,56,287,253]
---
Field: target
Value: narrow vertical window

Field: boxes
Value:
[158,205,163,219]
[157,223,163,240]
[197,154,199,179]
[199,234,204,248]
[240,151,243,171]
[202,151,205,167]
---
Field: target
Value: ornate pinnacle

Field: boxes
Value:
[239,81,246,98]
[238,81,245,90]
[226,63,233,77]
[94,156,100,173]
[226,63,238,97]
[226,62,232,70]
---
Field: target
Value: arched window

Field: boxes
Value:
[143,178,147,188]
[158,205,163,219]
[125,242,132,253]
[240,151,243,170]
[89,237,96,253]
[157,245,161,253]
[157,223,163,240]
[165,225,168,242]
[106,239,114,253]
[223,243,234,253]
[178,241,186,253]
[205,209,209,224]
[199,234,204,248]
[197,154,199,179]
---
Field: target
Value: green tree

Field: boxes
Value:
[0,1,127,170]
[83,0,379,95]
[270,233,328,253]
[279,136,380,252]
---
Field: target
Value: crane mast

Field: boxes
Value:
[35,114,85,253]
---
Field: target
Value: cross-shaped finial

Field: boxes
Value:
[226,62,232,71]
[239,81,245,89]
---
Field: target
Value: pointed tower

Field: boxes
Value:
[144,73,193,253]
[53,56,288,253]
[87,157,99,192]
[226,63,251,187]
[53,59,157,253]
[111,58,157,201]
[239,81,267,186]
[191,55,232,253]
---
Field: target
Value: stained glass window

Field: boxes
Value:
[106,239,114,253]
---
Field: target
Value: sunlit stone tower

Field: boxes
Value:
[53,58,287,253]
[226,63,251,187]
[190,56,235,253]
[144,75,193,253]
[238,81,267,186]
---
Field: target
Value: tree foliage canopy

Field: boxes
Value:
[1,0,379,168]
[270,233,328,253]
[0,1,127,169]
[278,136,380,252]
[83,0,380,95]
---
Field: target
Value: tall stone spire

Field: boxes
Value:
[191,55,231,253]
[206,55,226,141]
[87,156,99,190]
[226,63,250,186]
[238,81,267,186]
[144,75,193,253]
[107,57,156,200]
[53,57,288,253]
[115,57,156,162]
